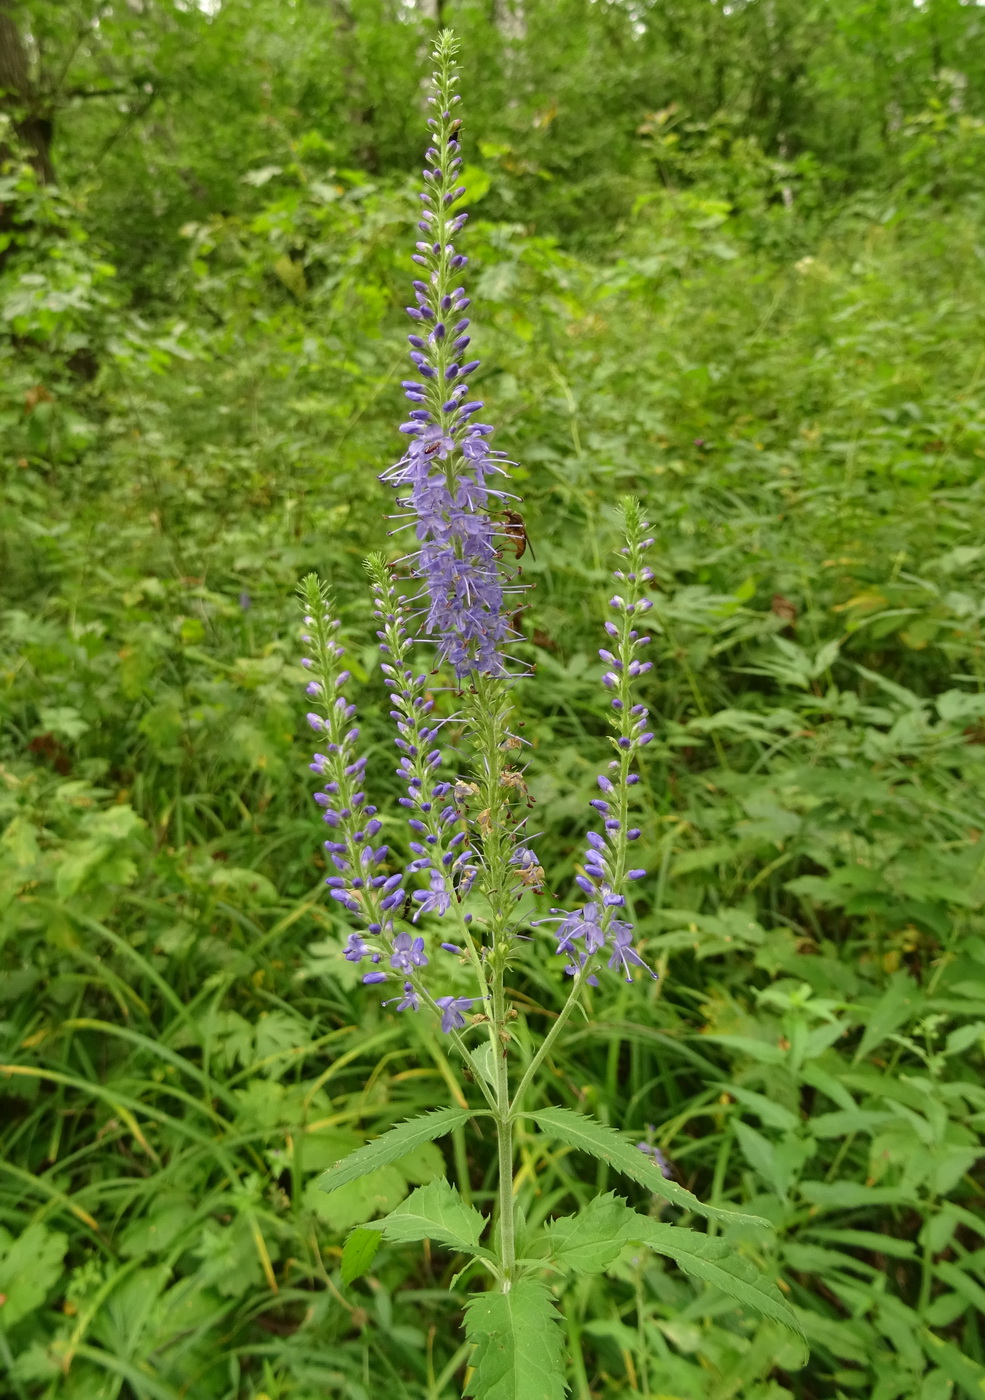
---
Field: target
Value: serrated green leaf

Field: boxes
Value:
[375,1178,487,1254]
[628,1217,806,1347]
[317,1108,474,1194]
[464,1278,567,1400]
[526,1107,768,1227]
[341,1227,382,1286]
[546,1192,633,1275]
[546,1193,803,1345]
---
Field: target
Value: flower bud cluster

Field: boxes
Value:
[379,34,522,678]
[545,504,657,984]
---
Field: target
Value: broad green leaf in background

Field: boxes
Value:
[935,1260,985,1318]
[810,1109,896,1138]
[855,972,923,1062]
[526,1107,769,1227]
[733,1121,814,1201]
[800,1181,915,1209]
[393,1140,446,1184]
[464,1278,567,1400]
[724,1085,800,1133]
[308,1165,407,1231]
[733,1120,780,1191]
[919,1330,985,1400]
[0,1223,68,1326]
[454,165,492,208]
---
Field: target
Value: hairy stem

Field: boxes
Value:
[492,964,516,1286]
[509,964,589,1116]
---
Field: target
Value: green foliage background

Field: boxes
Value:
[2,1,985,1396]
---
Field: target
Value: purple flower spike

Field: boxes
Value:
[377,38,524,679]
[299,575,399,946]
[299,53,659,1038]
[546,502,656,985]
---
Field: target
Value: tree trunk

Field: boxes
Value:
[0,0,54,182]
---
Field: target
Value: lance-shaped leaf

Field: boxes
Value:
[341,1227,382,1287]
[464,1278,567,1400]
[629,1216,806,1346]
[372,1179,488,1255]
[318,1108,474,1195]
[545,1192,634,1276]
[525,1107,768,1227]
[546,1193,804,1347]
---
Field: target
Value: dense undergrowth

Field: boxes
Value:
[3,64,985,1400]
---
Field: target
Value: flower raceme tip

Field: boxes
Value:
[379,38,526,680]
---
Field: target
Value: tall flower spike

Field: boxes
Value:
[540,501,658,983]
[380,31,522,678]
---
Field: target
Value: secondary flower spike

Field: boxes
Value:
[538,501,658,984]
[297,574,395,947]
[380,32,522,678]
[301,561,491,1030]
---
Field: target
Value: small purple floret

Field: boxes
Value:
[435,995,482,1033]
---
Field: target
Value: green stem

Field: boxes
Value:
[492,965,516,1286]
[510,964,588,1116]
[412,978,498,1113]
